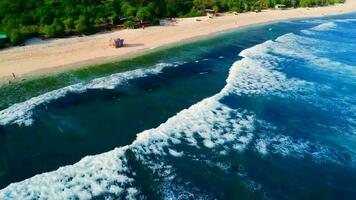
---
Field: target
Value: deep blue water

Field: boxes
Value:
[0,13,356,199]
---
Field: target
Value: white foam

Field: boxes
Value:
[302,19,356,35]
[220,38,309,97]
[311,22,337,31]
[1,147,133,199]
[251,120,350,165]
[253,133,344,164]
[131,97,255,158]
[290,35,354,74]
[259,33,356,76]
[168,149,184,157]
[335,19,356,23]
[0,63,173,126]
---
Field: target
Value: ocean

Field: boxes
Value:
[0,13,355,199]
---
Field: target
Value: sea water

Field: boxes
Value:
[0,13,355,199]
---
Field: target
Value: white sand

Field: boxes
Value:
[0,0,355,83]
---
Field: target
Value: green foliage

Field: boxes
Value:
[122,2,138,17]
[299,0,310,7]
[43,18,65,38]
[76,15,96,34]
[185,8,204,17]
[137,7,152,21]
[9,31,25,45]
[123,20,136,29]
[18,25,40,38]
[0,0,345,46]
[193,0,215,11]
[63,18,75,33]
[0,40,5,49]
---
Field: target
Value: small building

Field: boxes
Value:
[275,4,286,9]
[0,34,8,42]
[110,38,124,48]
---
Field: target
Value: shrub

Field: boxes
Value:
[76,15,96,34]
[19,25,40,38]
[136,7,152,21]
[0,40,5,49]
[9,31,25,45]
[43,19,65,38]
[123,20,136,29]
[185,8,203,17]
[63,18,75,33]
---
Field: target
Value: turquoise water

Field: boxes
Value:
[0,13,356,199]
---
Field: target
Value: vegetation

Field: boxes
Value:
[0,0,345,46]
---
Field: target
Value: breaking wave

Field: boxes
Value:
[0,63,175,126]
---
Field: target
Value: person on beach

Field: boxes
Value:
[140,20,145,29]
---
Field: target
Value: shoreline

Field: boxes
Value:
[1,1,356,84]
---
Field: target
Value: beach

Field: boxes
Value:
[0,0,355,83]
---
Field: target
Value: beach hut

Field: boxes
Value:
[275,4,286,10]
[110,38,124,48]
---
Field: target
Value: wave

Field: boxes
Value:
[258,32,356,76]
[300,18,356,27]
[1,21,354,199]
[0,63,174,126]
[302,18,356,36]
[220,39,309,97]
[311,21,337,31]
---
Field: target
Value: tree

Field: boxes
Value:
[121,2,137,17]
[300,0,311,6]
[136,7,152,21]
[75,15,95,34]
[165,0,182,16]
[53,18,65,35]
[43,19,65,38]
[123,20,136,29]
[193,0,215,11]
[63,18,75,33]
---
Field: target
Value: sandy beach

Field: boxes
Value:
[0,0,355,83]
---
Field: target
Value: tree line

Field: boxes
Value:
[0,0,345,47]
